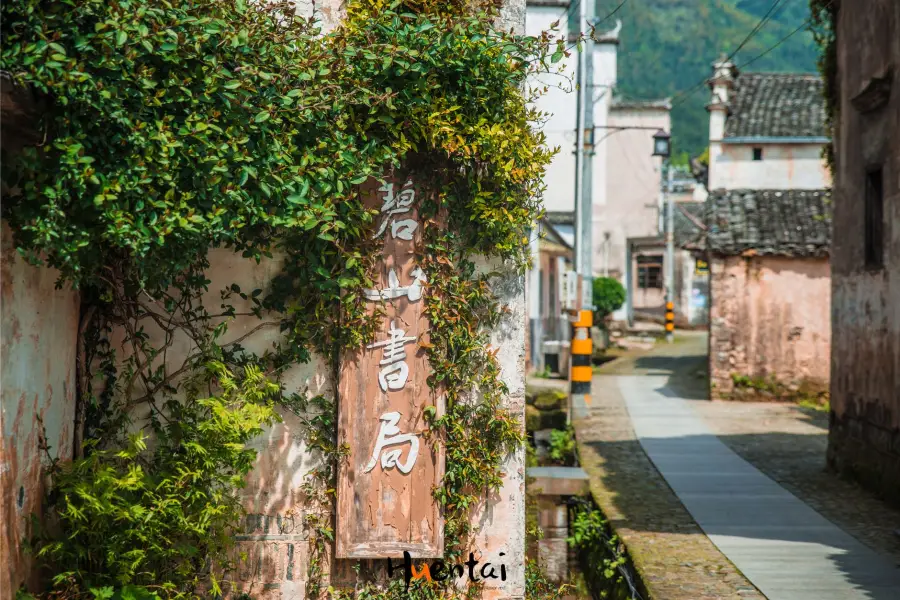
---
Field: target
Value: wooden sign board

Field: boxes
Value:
[336,177,445,559]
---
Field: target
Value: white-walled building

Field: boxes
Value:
[704,57,833,400]
[707,58,831,191]
[526,1,676,355]
[525,1,578,216]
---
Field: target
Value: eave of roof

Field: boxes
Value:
[611,97,672,111]
[722,136,830,144]
[705,188,832,257]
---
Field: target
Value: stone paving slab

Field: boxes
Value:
[574,374,766,600]
[620,374,900,600]
[689,398,900,569]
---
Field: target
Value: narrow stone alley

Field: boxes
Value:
[572,332,900,600]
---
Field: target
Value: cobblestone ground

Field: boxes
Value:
[567,336,766,600]
[565,330,900,600]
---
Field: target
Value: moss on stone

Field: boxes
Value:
[525,405,567,432]
[533,390,566,411]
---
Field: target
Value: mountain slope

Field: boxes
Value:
[595,0,819,158]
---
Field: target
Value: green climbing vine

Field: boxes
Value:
[2,0,568,598]
[809,0,838,171]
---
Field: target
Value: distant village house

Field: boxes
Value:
[704,57,832,400]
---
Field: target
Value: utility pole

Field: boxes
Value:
[569,0,595,425]
[528,221,543,373]
[664,162,675,343]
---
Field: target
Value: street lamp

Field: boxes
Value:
[652,129,674,342]
[652,129,671,157]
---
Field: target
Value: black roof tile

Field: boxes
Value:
[705,189,831,257]
[724,73,827,139]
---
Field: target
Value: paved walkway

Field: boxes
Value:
[621,372,900,600]
[574,381,765,599]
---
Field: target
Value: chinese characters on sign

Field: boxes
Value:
[367,320,416,392]
[374,181,418,241]
[337,176,445,559]
[364,411,420,475]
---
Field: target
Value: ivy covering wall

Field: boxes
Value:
[1,0,567,598]
[809,0,837,170]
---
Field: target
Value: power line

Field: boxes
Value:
[595,0,630,28]
[546,0,631,65]
[562,0,630,28]
[737,8,822,70]
[722,0,788,66]
[668,0,796,108]
[558,0,579,21]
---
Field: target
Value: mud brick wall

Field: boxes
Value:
[708,255,831,399]
[827,0,900,507]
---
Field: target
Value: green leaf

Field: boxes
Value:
[89,587,115,600]
[116,30,127,46]
[254,111,270,123]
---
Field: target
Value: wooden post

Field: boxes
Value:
[336,176,444,559]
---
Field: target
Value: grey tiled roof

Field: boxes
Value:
[675,202,705,247]
[545,210,574,225]
[706,189,831,257]
[724,73,827,138]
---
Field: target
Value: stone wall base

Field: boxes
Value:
[827,413,900,508]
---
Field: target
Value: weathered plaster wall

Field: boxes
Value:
[105,250,526,599]
[827,0,900,506]
[708,255,831,399]
[472,266,527,599]
[1,222,80,598]
[601,107,669,279]
[714,143,832,191]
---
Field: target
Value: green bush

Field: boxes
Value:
[567,498,636,600]
[32,363,279,598]
[592,277,626,324]
[548,427,576,466]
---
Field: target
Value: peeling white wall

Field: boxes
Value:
[1,221,80,598]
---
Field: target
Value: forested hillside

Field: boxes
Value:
[593,0,820,158]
